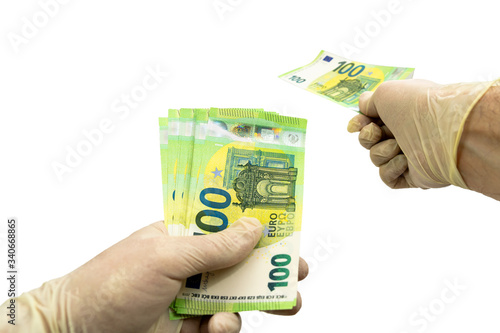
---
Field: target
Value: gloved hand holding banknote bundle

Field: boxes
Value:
[0,108,307,333]
[159,108,308,319]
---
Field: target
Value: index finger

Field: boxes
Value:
[298,257,308,281]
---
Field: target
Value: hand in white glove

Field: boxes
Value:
[348,79,497,189]
[1,218,308,333]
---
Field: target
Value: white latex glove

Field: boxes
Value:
[0,218,307,333]
[348,79,498,189]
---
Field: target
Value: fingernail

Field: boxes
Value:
[231,218,262,232]
[209,312,242,333]
[358,91,371,113]
[347,119,361,133]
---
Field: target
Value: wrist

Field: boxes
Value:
[457,81,500,199]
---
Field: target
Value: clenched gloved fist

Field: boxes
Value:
[348,79,498,189]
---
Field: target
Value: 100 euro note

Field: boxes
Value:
[174,109,195,236]
[184,108,210,237]
[171,109,307,316]
[159,117,170,233]
[279,50,415,110]
[166,109,180,234]
[186,109,265,232]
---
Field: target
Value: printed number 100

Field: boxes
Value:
[332,61,365,77]
[289,75,306,83]
[268,254,292,291]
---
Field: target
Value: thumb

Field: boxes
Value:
[169,218,263,279]
[359,91,379,118]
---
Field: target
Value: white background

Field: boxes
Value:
[1,0,500,332]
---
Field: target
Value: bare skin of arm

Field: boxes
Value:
[348,79,500,200]
[458,85,500,200]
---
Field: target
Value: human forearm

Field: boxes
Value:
[458,83,500,200]
[349,78,500,193]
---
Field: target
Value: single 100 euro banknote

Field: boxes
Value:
[170,108,307,317]
[279,50,415,110]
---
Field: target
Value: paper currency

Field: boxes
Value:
[279,50,415,110]
[159,108,307,318]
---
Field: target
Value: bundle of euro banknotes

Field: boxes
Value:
[279,50,415,110]
[159,108,307,319]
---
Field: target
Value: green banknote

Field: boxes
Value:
[159,108,307,318]
[159,117,170,233]
[186,109,265,229]
[185,109,210,237]
[166,109,180,234]
[174,109,195,236]
[279,50,415,110]
[170,109,307,316]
